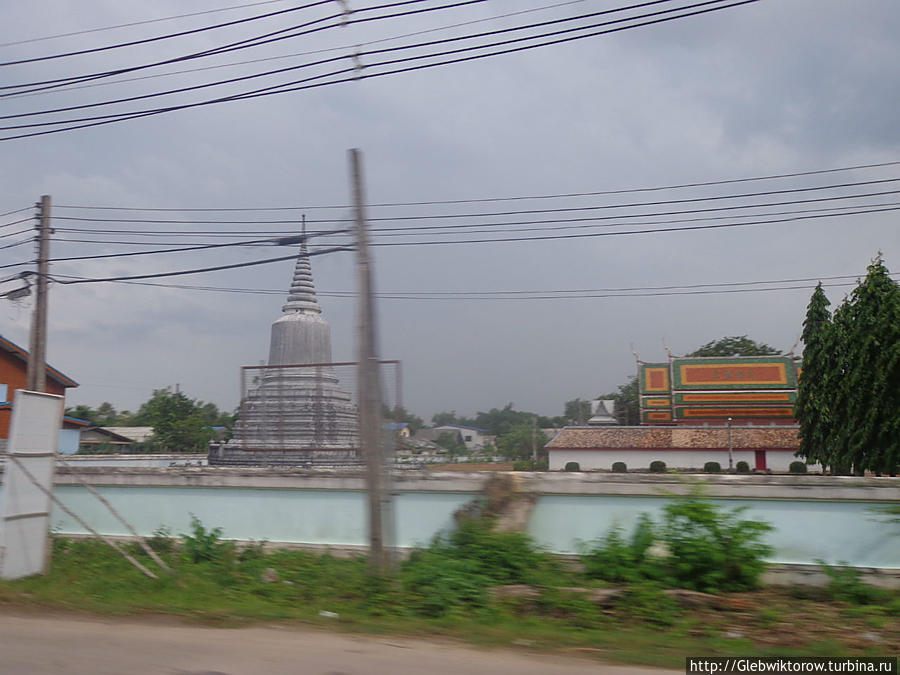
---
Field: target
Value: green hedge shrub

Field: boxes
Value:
[789,461,808,474]
[649,460,666,473]
[703,461,721,473]
[736,460,750,473]
[564,461,580,472]
[612,461,627,473]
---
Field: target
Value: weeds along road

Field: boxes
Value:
[0,611,676,675]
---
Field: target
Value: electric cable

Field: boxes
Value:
[0,206,33,219]
[0,0,678,119]
[0,1,334,67]
[52,160,900,211]
[4,0,587,101]
[45,178,900,224]
[0,0,757,140]
[45,244,353,284]
[0,0,487,98]
[0,1,298,49]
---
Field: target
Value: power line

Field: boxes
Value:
[45,245,353,285]
[0,1,334,67]
[0,0,677,119]
[5,0,587,101]
[0,1,297,48]
[43,177,900,224]
[48,271,899,300]
[46,200,900,245]
[51,159,900,212]
[0,0,757,141]
[0,206,33,219]
[0,0,486,98]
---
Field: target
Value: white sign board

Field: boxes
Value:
[0,390,63,579]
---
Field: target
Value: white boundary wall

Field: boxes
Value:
[0,390,64,579]
[548,448,817,472]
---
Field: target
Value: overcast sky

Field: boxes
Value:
[0,0,898,421]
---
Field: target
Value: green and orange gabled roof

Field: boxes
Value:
[0,333,78,388]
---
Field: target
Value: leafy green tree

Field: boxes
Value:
[564,398,592,425]
[131,388,215,452]
[431,411,472,427]
[603,375,640,426]
[795,284,833,469]
[65,404,98,424]
[687,335,781,357]
[495,421,546,461]
[384,405,425,433]
[435,432,467,457]
[835,257,899,475]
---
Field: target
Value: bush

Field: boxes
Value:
[581,491,774,593]
[402,517,561,616]
[582,514,656,583]
[512,459,549,471]
[736,461,750,473]
[649,460,667,473]
[789,461,808,474]
[612,461,627,473]
[564,461,580,472]
[659,493,773,592]
[819,562,889,605]
[181,515,231,563]
[703,461,721,473]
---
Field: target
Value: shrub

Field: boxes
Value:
[402,517,561,616]
[612,461,627,473]
[736,461,750,473]
[649,460,667,473]
[704,461,721,473]
[564,461,580,472]
[181,515,231,563]
[659,493,773,592]
[819,561,890,605]
[582,514,657,583]
[789,461,808,474]
[582,491,774,593]
[512,459,549,471]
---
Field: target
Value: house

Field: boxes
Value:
[430,424,494,452]
[546,425,818,472]
[78,426,155,453]
[0,333,83,454]
[385,422,411,438]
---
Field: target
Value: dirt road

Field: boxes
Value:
[0,611,675,675]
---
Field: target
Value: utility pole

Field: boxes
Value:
[26,195,51,392]
[727,416,734,471]
[350,149,388,575]
[531,416,538,463]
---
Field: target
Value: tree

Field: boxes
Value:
[564,398,592,425]
[495,421,546,461]
[688,335,781,357]
[383,405,425,433]
[603,375,640,426]
[795,284,833,469]
[131,388,215,452]
[794,256,900,475]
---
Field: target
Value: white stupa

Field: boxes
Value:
[215,233,360,464]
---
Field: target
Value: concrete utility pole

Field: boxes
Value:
[26,195,51,392]
[727,416,734,471]
[350,149,389,575]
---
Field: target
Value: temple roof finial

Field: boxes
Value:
[282,214,321,314]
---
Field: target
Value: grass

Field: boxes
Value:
[0,534,896,668]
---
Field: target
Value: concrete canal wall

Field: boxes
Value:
[1,468,897,581]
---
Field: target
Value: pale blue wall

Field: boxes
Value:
[42,487,474,549]
[58,429,80,455]
[0,483,895,568]
[527,495,899,568]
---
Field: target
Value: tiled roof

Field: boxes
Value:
[547,426,799,450]
[0,334,78,388]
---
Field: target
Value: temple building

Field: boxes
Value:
[211,236,360,465]
[546,354,814,472]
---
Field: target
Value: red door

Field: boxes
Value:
[754,450,767,471]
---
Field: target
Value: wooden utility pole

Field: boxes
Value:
[26,195,51,392]
[350,149,388,575]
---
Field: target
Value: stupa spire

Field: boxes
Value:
[282,215,321,314]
